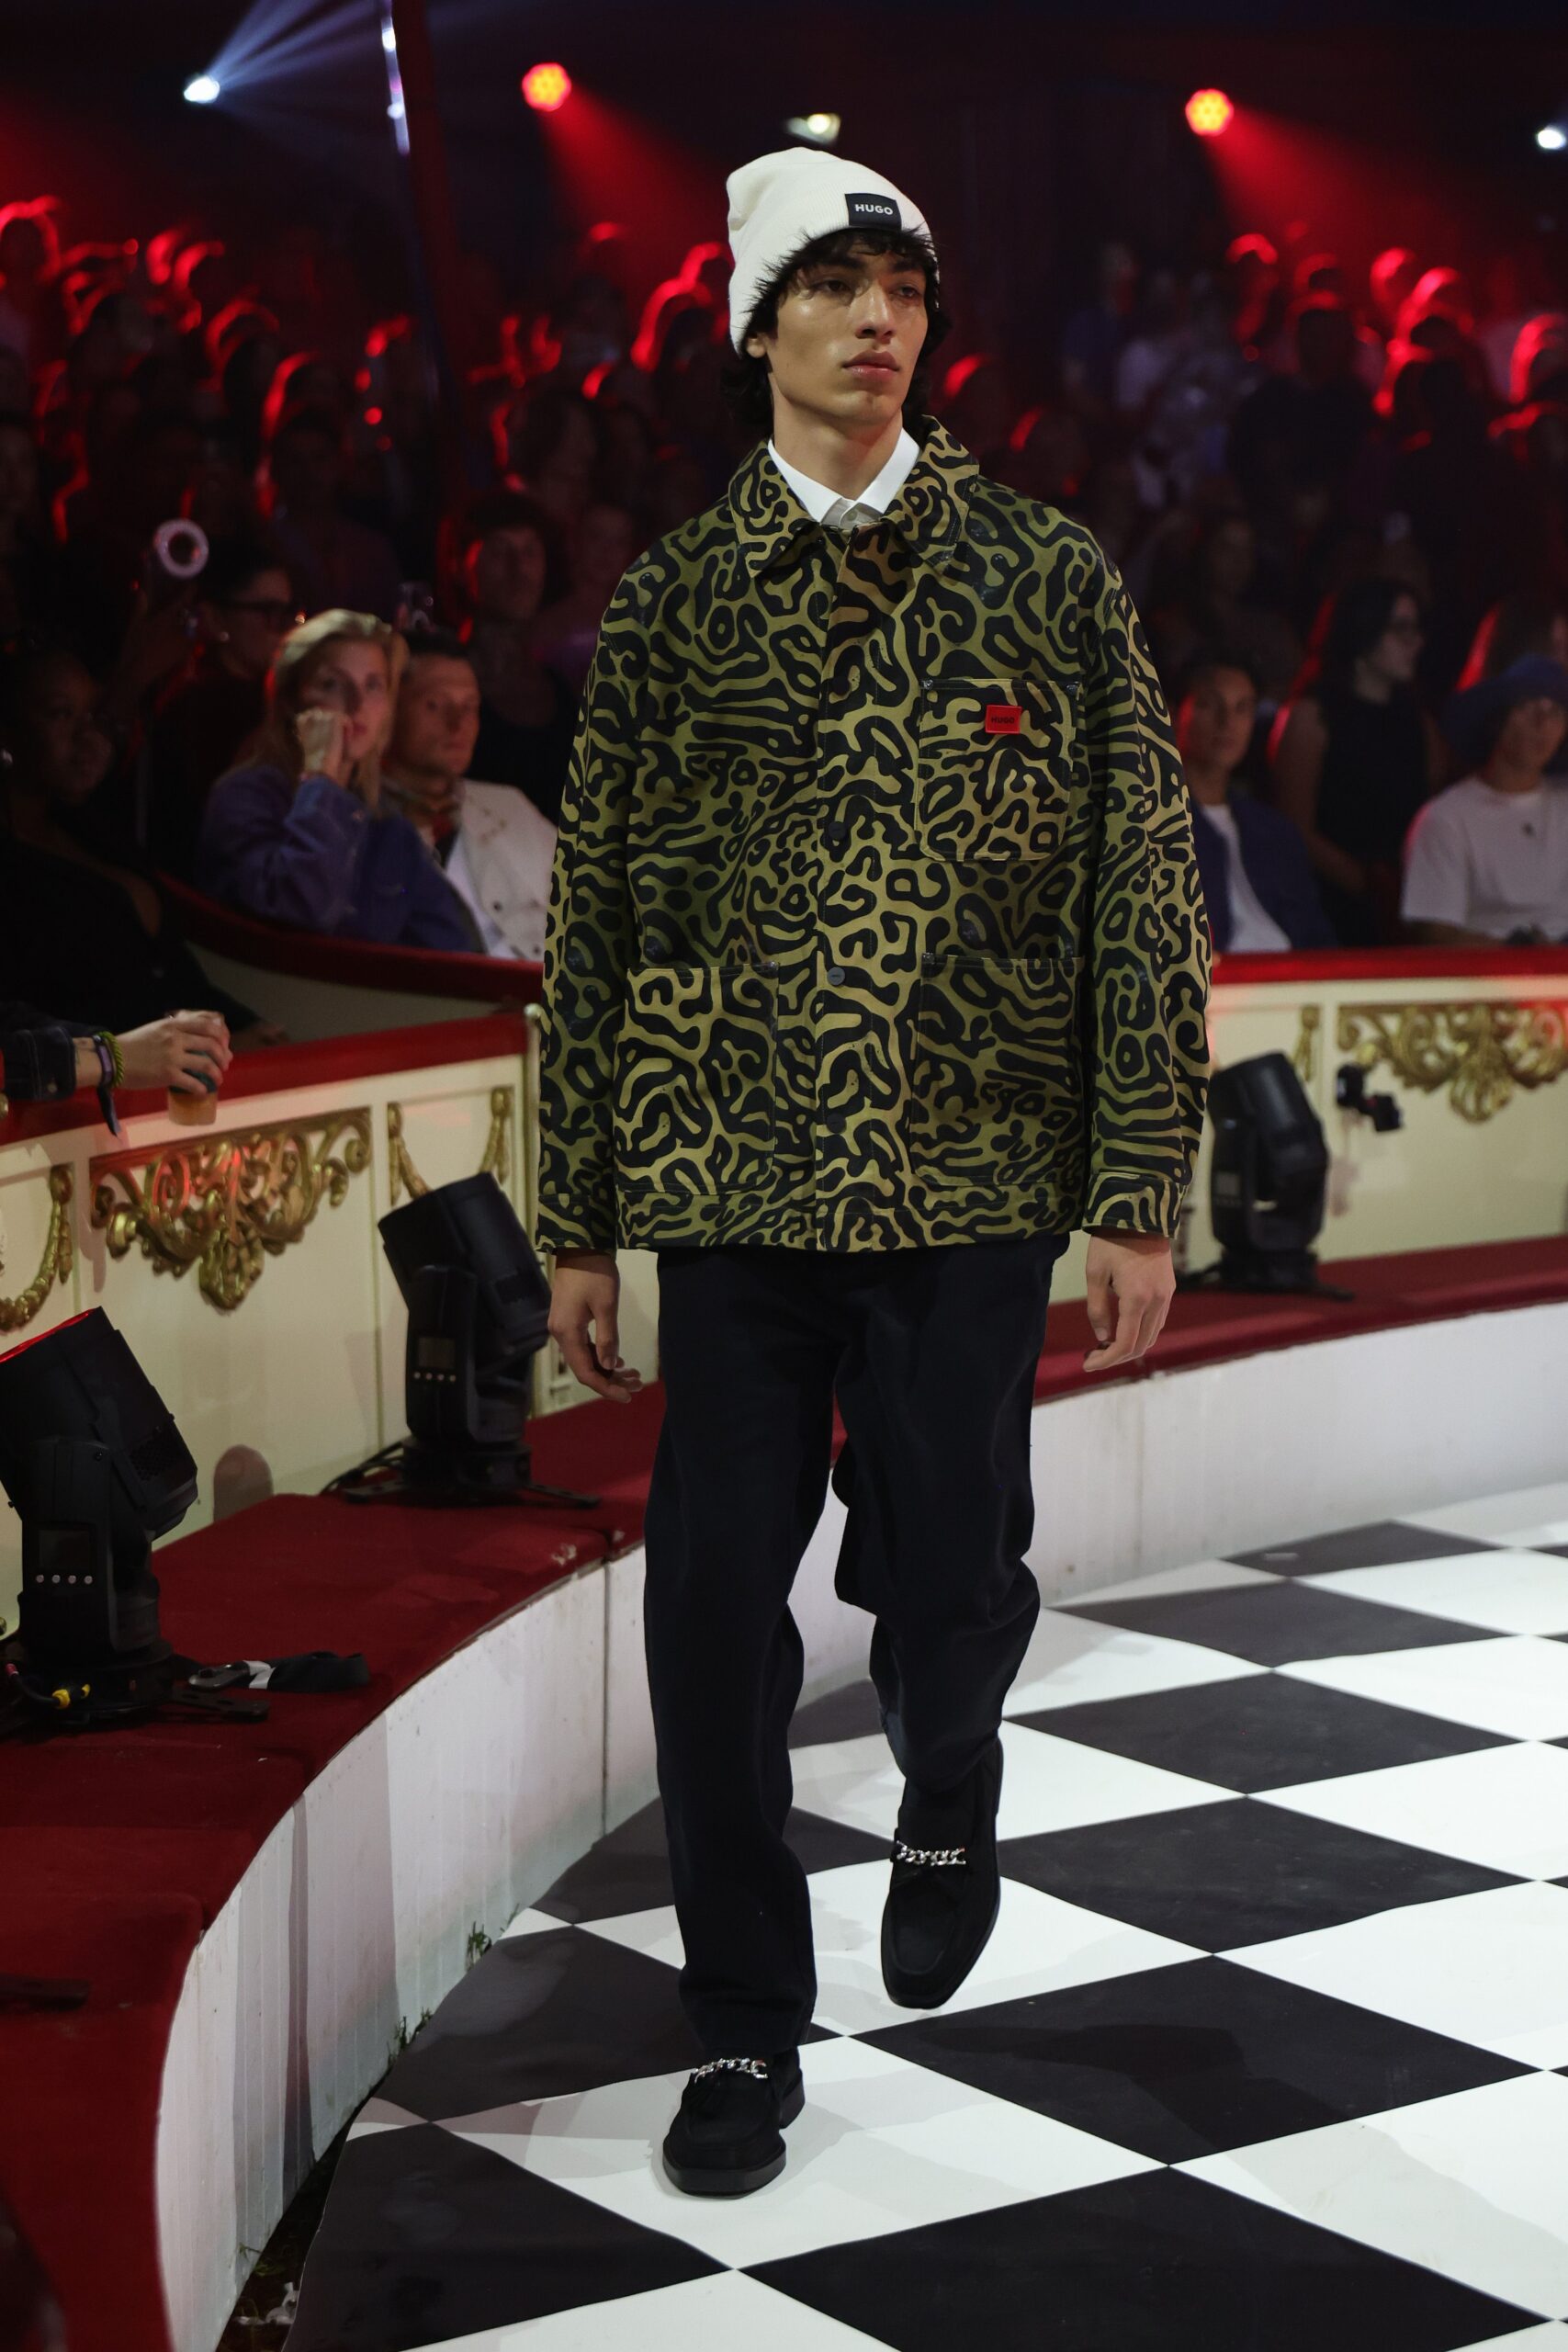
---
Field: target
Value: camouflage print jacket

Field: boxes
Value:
[536,414,1211,1256]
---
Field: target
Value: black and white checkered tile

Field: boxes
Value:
[285,1486,1568,2351]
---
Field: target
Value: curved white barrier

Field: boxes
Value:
[155,1295,1568,2350]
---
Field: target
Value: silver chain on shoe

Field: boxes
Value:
[892,1838,968,1867]
[690,2055,770,2081]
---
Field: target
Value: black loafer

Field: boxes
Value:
[881,1736,1004,2008]
[660,2050,804,2197]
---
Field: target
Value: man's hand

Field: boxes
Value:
[547,1249,644,1404]
[1082,1228,1175,1374]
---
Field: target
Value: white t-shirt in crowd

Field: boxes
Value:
[1198,800,1291,952]
[1400,775,1568,941]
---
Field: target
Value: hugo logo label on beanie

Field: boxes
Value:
[846,191,899,229]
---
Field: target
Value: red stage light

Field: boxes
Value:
[522,62,571,112]
[1185,88,1234,137]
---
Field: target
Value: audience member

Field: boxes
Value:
[141,536,301,876]
[1149,504,1303,710]
[0,643,270,1041]
[380,628,556,959]
[1175,650,1334,952]
[197,609,474,948]
[1269,577,1444,944]
[1402,657,1568,943]
[0,1001,232,1111]
[446,489,579,826]
[260,404,402,621]
[529,500,640,693]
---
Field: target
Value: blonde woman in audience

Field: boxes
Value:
[197,608,475,948]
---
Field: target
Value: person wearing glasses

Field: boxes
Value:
[142,535,302,877]
[1268,577,1445,944]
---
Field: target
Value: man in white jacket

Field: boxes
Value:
[381,628,558,959]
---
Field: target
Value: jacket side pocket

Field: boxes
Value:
[905,951,1086,1192]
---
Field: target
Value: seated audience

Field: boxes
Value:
[529,499,640,693]
[380,628,556,959]
[1402,656,1568,944]
[447,489,580,826]
[1174,650,1335,952]
[1148,504,1303,710]
[197,608,476,949]
[260,404,403,622]
[141,535,301,876]
[0,643,273,1042]
[1269,577,1445,944]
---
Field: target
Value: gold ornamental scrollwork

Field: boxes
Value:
[0,1166,74,1332]
[1337,1000,1568,1124]
[387,1088,514,1207]
[1292,1006,1322,1085]
[90,1111,372,1311]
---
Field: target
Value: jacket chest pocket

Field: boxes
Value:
[613,961,778,1194]
[915,673,1080,862]
[905,951,1086,1190]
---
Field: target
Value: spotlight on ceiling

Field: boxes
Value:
[522,61,571,112]
[1539,125,1567,152]
[786,112,840,145]
[1185,87,1234,137]
[184,74,221,105]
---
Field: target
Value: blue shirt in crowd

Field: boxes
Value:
[197,764,476,951]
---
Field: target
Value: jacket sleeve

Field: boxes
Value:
[0,1004,87,1104]
[1079,552,1213,1237]
[197,766,371,933]
[534,570,649,1253]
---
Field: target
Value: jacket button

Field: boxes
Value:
[825,820,848,850]
[959,919,982,944]
[566,946,585,971]
[825,964,846,985]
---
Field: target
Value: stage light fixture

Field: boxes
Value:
[0,1309,270,1729]
[785,112,840,145]
[1180,1051,1351,1299]
[1185,87,1234,137]
[330,1172,597,1508]
[1540,126,1567,153]
[184,74,221,105]
[522,62,571,112]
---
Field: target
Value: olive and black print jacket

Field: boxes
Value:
[536,414,1211,1256]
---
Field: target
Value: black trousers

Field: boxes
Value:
[642,1230,1071,2055]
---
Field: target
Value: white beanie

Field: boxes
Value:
[725,147,931,353]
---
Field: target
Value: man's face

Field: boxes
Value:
[747,241,929,434]
[1176,668,1257,775]
[392,654,482,784]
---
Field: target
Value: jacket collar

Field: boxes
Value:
[728,413,978,579]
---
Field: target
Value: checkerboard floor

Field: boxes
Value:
[285,1486,1568,2350]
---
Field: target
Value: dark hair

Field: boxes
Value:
[1169,646,1263,711]
[1292,574,1422,707]
[1457,592,1568,690]
[266,401,342,456]
[719,225,951,440]
[442,487,567,613]
[199,534,292,605]
[399,624,472,668]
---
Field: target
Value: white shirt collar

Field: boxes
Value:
[767,426,921,530]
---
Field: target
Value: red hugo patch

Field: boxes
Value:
[985,702,1022,734]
